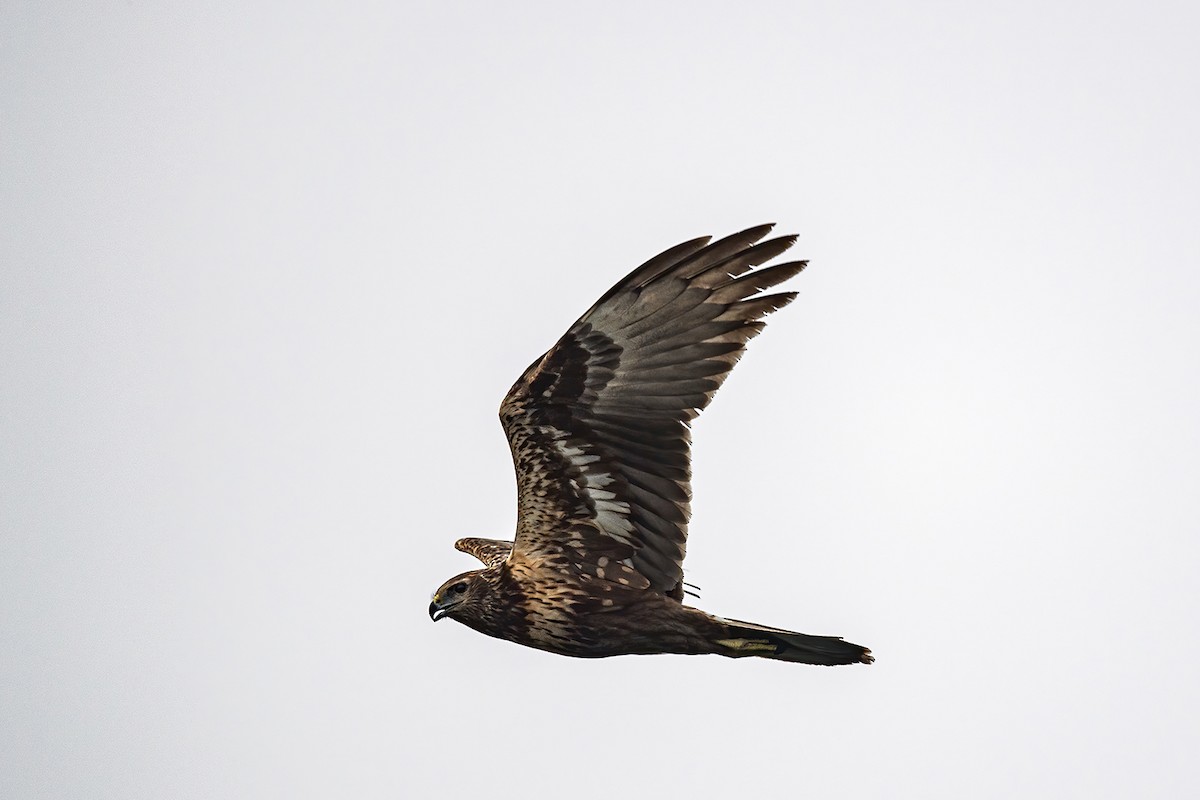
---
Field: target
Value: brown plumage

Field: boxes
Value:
[429,225,873,666]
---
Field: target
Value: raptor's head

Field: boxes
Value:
[429,570,489,622]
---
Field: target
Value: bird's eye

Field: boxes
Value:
[451,582,467,594]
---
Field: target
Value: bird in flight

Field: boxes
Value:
[430,225,872,665]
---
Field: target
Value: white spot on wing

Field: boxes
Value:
[552,435,635,543]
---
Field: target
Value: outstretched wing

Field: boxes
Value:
[455,537,513,568]
[499,224,806,597]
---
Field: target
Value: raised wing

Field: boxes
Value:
[499,225,805,597]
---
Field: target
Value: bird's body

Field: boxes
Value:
[430,225,872,666]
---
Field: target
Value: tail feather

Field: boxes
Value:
[715,617,873,666]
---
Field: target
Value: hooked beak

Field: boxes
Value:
[429,600,449,622]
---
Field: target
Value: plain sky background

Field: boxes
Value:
[3,2,1198,798]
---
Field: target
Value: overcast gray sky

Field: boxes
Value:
[3,2,1198,798]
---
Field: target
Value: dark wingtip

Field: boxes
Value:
[737,222,777,240]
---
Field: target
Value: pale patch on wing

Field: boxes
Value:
[715,638,778,653]
[553,433,637,545]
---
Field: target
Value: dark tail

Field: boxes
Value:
[714,617,873,666]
